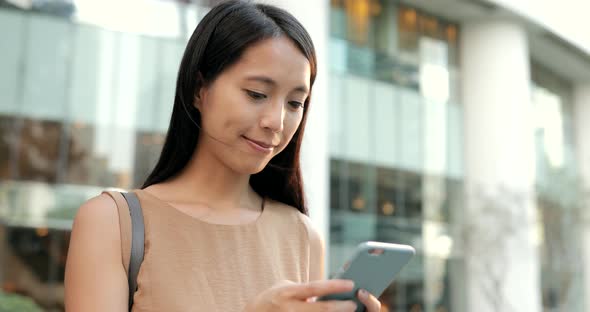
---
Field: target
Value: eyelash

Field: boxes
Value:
[246,90,266,101]
[245,90,305,110]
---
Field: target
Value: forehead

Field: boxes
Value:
[225,36,311,89]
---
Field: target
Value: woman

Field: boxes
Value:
[64,1,381,311]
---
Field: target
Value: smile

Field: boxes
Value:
[242,136,277,154]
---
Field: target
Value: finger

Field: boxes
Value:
[357,289,381,312]
[272,280,296,288]
[308,300,357,312]
[284,279,354,300]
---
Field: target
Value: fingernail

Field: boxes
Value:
[344,280,355,288]
[359,289,368,299]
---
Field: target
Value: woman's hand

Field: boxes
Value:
[243,279,358,311]
[357,288,381,312]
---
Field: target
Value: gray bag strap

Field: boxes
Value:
[121,191,145,311]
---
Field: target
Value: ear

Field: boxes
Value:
[193,72,207,111]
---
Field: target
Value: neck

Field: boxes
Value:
[164,142,258,211]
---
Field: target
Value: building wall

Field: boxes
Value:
[488,0,590,53]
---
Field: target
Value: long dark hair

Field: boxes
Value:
[141,0,317,215]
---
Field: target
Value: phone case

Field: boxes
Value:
[318,241,415,312]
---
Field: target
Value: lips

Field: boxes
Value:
[243,136,278,153]
[243,136,277,148]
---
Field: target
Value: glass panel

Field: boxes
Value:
[343,76,371,163]
[373,81,397,167]
[328,74,345,157]
[156,40,185,132]
[446,102,463,178]
[2,226,68,310]
[398,88,423,172]
[397,6,419,62]
[133,131,166,187]
[21,15,72,121]
[0,10,26,116]
[531,62,583,312]
[14,119,63,183]
[0,116,17,180]
[329,0,347,40]
[328,3,464,310]
[329,38,348,74]
[0,2,196,309]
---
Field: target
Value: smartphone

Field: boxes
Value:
[318,241,415,312]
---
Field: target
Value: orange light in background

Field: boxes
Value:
[403,8,417,29]
[331,0,344,8]
[72,122,85,129]
[420,15,438,37]
[2,281,17,292]
[346,0,370,45]
[352,196,366,210]
[446,25,457,42]
[370,0,382,16]
[36,227,49,237]
[344,0,381,45]
[382,201,395,215]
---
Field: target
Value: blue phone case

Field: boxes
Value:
[318,241,415,312]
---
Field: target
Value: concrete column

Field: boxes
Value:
[261,0,330,277]
[573,84,590,312]
[460,20,541,312]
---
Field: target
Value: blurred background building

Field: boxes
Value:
[1,0,590,311]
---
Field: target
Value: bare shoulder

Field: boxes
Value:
[266,200,326,280]
[64,193,128,311]
[74,193,120,226]
[266,199,324,246]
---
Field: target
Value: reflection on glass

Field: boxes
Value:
[532,62,583,312]
[398,6,418,54]
[329,1,460,90]
[1,225,68,310]
[133,131,166,187]
[0,3,192,309]
[0,116,16,179]
[14,119,63,183]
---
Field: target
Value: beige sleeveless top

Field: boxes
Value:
[103,189,323,312]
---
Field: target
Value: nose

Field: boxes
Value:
[260,99,285,133]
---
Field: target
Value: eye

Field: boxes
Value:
[288,101,304,110]
[245,90,267,101]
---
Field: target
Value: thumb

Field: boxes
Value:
[286,279,354,301]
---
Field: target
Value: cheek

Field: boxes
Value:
[223,109,258,135]
[280,113,303,144]
[203,102,251,135]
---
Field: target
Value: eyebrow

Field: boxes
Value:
[245,75,309,94]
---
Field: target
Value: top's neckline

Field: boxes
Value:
[134,189,267,228]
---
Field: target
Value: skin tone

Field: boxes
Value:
[145,36,381,312]
[143,35,311,226]
[64,35,381,312]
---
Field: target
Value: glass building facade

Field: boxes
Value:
[0,2,202,310]
[328,1,462,311]
[532,62,584,311]
[326,1,586,312]
[0,0,589,311]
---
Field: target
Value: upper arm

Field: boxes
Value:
[309,228,326,281]
[64,193,128,312]
[298,213,326,281]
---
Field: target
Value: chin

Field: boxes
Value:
[231,159,270,175]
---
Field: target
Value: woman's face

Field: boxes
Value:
[194,36,311,174]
